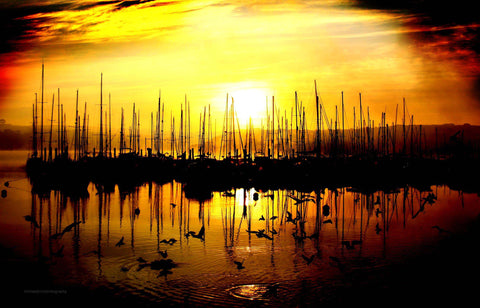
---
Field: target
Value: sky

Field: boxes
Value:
[0,0,479,135]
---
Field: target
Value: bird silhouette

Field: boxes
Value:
[115,236,125,247]
[432,225,452,234]
[50,232,64,240]
[375,208,382,217]
[250,229,273,240]
[191,226,205,240]
[61,221,81,234]
[234,260,245,269]
[246,229,264,235]
[286,211,294,223]
[137,257,147,263]
[160,238,177,245]
[288,194,314,205]
[302,254,315,265]
[259,215,265,221]
[270,216,278,221]
[258,232,273,240]
[323,219,333,224]
[270,228,278,235]
[158,250,168,258]
[23,215,40,228]
[170,203,177,208]
[134,208,140,215]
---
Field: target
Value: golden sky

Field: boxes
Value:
[0,0,479,134]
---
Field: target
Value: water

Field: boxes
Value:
[1,151,480,306]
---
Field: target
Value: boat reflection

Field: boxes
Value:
[21,180,477,305]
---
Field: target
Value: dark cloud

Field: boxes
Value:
[112,0,156,11]
[353,0,480,103]
[352,0,480,52]
[0,0,179,56]
[353,1,477,25]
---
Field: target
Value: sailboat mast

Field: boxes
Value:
[57,89,60,157]
[120,107,124,155]
[99,73,103,157]
[109,93,112,157]
[49,93,54,162]
[40,62,44,160]
[33,93,38,157]
[75,90,79,161]
[315,81,320,158]
[272,96,275,159]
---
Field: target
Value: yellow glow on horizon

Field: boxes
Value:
[1,0,479,134]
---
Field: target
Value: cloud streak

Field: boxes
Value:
[0,0,182,57]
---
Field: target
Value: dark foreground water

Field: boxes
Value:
[1,151,480,306]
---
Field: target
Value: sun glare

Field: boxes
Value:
[229,88,269,126]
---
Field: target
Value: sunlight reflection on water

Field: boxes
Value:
[1,164,480,305]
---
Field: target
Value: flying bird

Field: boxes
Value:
[158,250,168,258]
[432,225,452,234]
[191,226,205,240]
[115,236,125,247]
[23,215,40,228]
[302,254,315,265]
[160,238,177,245]
[234,260,245,269]
[61,221,81,234]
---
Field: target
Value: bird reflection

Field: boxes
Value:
[23,181,460,303]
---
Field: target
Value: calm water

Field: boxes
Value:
[1,151,480,306]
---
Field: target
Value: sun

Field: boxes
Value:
[229,88,269,126]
